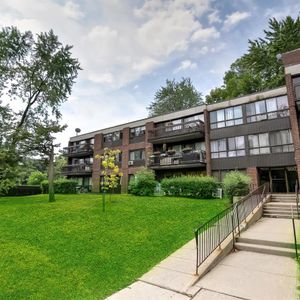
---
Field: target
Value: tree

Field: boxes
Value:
[28,171,47,185]
[148,78,203,116]
[0,26,80,196]
[54,155,67,179]
[206,15,300,104]
[95,148,123,212]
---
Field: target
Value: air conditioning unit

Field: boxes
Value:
[128,160,134,166]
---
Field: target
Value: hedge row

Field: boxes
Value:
[41,179,78,194]
[161,176,218,199]
[5,185,41,196]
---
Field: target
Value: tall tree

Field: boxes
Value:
[148,77,203,117]
[206,15,300,104]
[0,26,80,196]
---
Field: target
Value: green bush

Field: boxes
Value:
[223,171,251,202]
[161,176,218,199]
[41,179,78,194]
[128,168,157,196]
[28,171,47,185]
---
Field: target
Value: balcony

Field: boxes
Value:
[63,144,94,157]
[61,163,93,176]
[148,120,205,143]
[149,150,206,170]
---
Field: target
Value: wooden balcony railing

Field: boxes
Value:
[149,150,206,168]
[61,163,93,175]
[63,144,94,156]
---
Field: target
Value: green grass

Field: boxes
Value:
[0,194,228,300]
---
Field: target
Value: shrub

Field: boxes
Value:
[41,179,78,194]
[223,171,251,202]
[161,176,218,199]
[5,185,41,196]
[28,171,47,185]
[128,168,157,196]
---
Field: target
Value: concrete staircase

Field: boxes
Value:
[235,237,296,257]
[234,218,298,258]
[263,194,299,219]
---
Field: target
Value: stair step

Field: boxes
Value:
[236,237,294,249]
[263,209,298,214]
[235,242,296,257]
[271,199,297,202]
[263,213,293,219]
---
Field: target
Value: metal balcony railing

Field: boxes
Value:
[149,120,205,140]
[62,144,94,156]
[61,163,93,175]
[149,150,206,167]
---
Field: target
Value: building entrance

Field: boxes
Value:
[259,167,297,193]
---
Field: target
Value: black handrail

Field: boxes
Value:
[296,181,299,219]
[194,183,269,274]
[291,206,298,260]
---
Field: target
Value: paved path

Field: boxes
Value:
[107,218,298,300]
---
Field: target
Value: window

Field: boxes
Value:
[228,136,246,157]
[115,152,122,163]
[211,139,226,158]
[294,77,300,101]
[165,119,182,132]
[210,106,243,129]
[211,136,245,158]
[246,96,289,123]
[248,133,270,155]
[130,126,146,138]
[211,137,245,158]
[184,114,204,128]
[248,130,293,155]
[103,131,122,142]
[129,149,145,161]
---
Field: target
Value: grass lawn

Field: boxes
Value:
[0,194,228,300]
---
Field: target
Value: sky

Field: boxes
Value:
[1,0,300,148]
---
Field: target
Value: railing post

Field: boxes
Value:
[236,204,240,236]
[217,214,221,249]
[231,210,235,249]
[292,217,298,260]
[195,230,199,275]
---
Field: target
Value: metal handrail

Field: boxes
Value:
[296,181,299,219]
[194,183,269,274]
[291,204,299,260]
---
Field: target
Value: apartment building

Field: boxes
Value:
[62,48,300,194]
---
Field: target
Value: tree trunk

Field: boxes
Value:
[48,144,55,202]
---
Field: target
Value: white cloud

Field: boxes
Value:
[63,1,84,20]
[174,60,197,73]
[208,10,221,24]
[223,11,251,30]
[191,26,220,42]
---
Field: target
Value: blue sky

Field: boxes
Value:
[0,0,299,147]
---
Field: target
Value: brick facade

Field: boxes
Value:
[66,48,300,195]
[246,167,259,190]
[204,109,211,176]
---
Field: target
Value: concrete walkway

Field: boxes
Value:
[107,218,298,300]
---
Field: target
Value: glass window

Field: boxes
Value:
[249,130,293,155]
[210,106,243,129]
[211,136,245,158]
[130,126,145,137]
[266,98,277,112]
[129,149,145,161]
[246,96,289,123]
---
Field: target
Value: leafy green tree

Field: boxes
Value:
[0,26,80,197]
[54,155,67,179]
[206,15,300,104]
[28,171,47,185]
[148,78,203,116]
